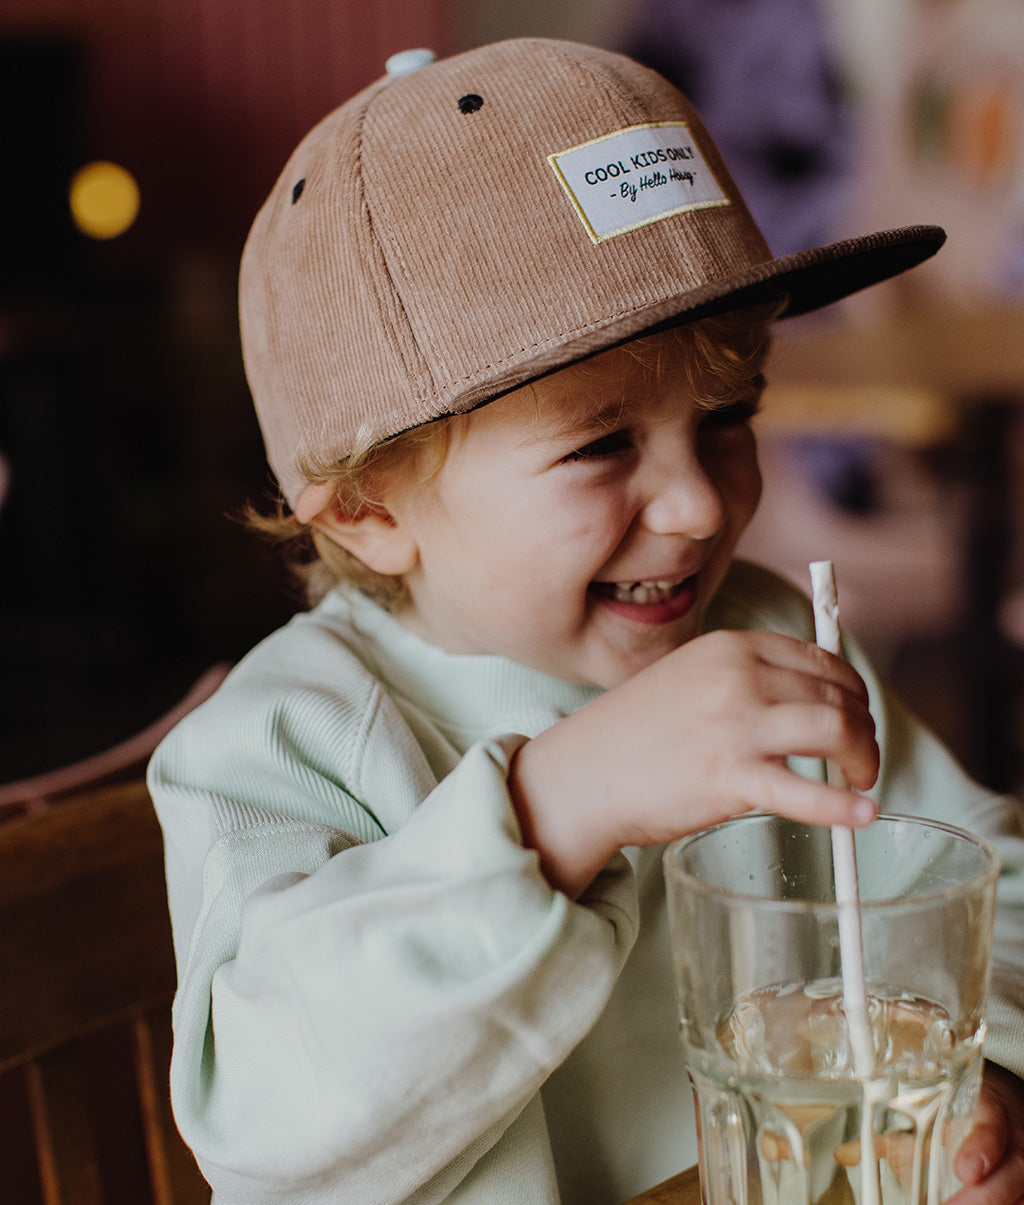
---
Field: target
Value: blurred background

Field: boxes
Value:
[2,0,1024,797]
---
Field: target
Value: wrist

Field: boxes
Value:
[508,725,620,899]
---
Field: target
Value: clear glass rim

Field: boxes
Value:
[663,813,1000,913]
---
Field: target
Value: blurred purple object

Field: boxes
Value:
[624,0,853,256]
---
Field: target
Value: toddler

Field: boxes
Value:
[149,38,1024,1204]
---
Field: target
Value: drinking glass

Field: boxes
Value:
[664,814,999,1205]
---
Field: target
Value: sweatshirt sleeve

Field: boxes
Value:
[148,683,638,1205]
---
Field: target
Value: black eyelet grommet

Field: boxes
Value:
[292,178,306,204]
[457,94,484,114]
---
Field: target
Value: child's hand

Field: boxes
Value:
[948,1062,1024,1203]
[509,629,879,897]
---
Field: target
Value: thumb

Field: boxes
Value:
[954,1073,1009,1186]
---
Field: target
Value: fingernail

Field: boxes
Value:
[852,796,877,825]
[962,1152,991,1184]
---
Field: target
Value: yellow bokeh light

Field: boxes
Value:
[69,161,140,240]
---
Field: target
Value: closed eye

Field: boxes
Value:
[562,429,634,462]
[698,383,761,436]
[699,394,762,433]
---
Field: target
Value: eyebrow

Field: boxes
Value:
[513,364,767,448]
[521,395,631,447]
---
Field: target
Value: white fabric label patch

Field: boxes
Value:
[548,122,730,243]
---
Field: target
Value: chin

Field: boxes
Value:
[585,651,670,690]
[608,627,703,686]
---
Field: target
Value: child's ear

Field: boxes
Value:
[311,502,418,577]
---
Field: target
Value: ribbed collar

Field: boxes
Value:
[319,588,602,738]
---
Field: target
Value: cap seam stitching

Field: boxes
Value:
[354,93,437,400]
[538,39,647,114]
[422,300,665,393]
[401,228,939,404]
[377,40,655,408]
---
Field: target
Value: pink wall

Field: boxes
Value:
[0,0,453,252]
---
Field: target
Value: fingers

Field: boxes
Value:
[754,699,880,792]
[740,760,878,830]
[957,1105,1004,1188]
[830,1069,1024,1205]
[699,631,874,727]
[740,630,872,707]
[954,1160,1024,1205]
[711,632,878,791]
[939,1070,1021,1200]
[947,1065,1024,1205]
[512,628,883,895]
[834,1132,921,1189]
[658,629,880,816]
[947,1153,1024,1205]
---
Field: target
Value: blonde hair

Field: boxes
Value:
[245,306,775,608]
[244,418,454,608]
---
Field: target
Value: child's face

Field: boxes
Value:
[375,327,763,689]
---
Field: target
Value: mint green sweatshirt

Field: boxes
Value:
[148,560,1024,1204]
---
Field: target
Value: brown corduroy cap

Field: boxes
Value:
[239,38,945,521]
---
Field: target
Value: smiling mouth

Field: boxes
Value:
[592,576,693,605]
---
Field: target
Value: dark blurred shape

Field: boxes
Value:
[0,8,453,783]
[0,34,289,781]
[0,36,84,301]
[624,0,853,256]
[0,662,230,822]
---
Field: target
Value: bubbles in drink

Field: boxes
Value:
[719,979,958,1081]
[686,980,982,1204]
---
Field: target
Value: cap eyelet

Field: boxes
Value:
[457,94,483,114]
[291,179,306,204]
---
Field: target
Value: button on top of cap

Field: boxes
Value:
[385,48,436,76]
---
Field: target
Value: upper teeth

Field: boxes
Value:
[611,580,680,604]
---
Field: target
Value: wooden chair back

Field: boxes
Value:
[0,778,210,1203]
[0,664,230,822]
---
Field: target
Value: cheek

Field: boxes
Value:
[739,452,763,523]
[712,440,762,529]
[553,491,636,565]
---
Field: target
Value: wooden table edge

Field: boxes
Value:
[623,1163,701,1204]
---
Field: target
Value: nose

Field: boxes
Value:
[641,456,727,540]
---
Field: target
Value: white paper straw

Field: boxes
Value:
[809,561,875,1081]
[811,565,882,1205]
